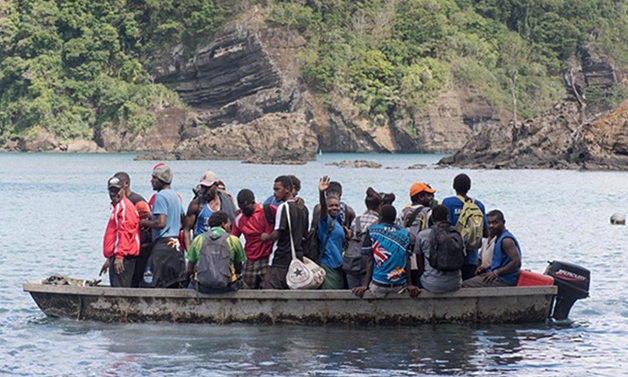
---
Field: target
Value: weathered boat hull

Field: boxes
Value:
[23,282,557,324]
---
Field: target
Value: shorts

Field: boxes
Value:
[243,258,269,290]
[368,280,407,298]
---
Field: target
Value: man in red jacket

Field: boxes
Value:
[100,175,140,287]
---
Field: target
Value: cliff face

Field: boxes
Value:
[140,21,501,160]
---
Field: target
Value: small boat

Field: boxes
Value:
[23,261,590,324]
[24,282,557,324]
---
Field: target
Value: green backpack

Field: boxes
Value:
[455,195,484,251]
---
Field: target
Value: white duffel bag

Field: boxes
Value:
[287,256,326,290]
[284,203,325,290]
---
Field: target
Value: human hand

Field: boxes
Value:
[295,197,305,209]
[482,270,499,283]
[352,285,368,298]
[407,284,421,298]
[99,260,110,276]
[114,258,125,274]
[343,226,352,239]
[261,233,269,242]
[318,176,330,192]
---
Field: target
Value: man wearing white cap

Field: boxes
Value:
[182,170,236,251]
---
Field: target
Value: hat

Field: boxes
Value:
[152,165,173,184]
[199,170,221,187]
[409,182,435,197]
[107,176,124,190]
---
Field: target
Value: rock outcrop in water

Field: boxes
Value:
[439,101,628,170]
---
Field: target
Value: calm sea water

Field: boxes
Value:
[1,152,627,376]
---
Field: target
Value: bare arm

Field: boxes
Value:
[261,229,281,242]
[140,214,166,230]
[318,176,330,220]
[182,200,199,251]
[406,255,420,298]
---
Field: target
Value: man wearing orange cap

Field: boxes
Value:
[396,182,436,285]
[182,170,236,251]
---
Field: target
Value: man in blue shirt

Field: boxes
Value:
[139,164,186,288]
[463,210,521,287]
[441,174,488,280]
[352,205,420,298]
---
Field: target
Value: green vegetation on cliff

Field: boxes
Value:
[269,0,628,124]
[0,0,232,142]
[1,0,627,144]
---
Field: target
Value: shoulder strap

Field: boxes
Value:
[194,195,206,231]
[404,206,424,228]
[354,217,362,239]
[457,195,473,204]
[285,203,297,261]
[318,218,335,262]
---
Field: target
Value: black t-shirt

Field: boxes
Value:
[271,200,308,267]
[127,191,146,205]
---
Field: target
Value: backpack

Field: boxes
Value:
[454,195,484,250]
[429,223,465,271]
[302,218,335,262]
[342,217,366,274]
[404,205,431,233]
[196,232,232,289]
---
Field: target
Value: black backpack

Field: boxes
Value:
[342,217,366,274]
[429,223,465,271]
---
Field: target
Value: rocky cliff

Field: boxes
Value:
[438,100,628,170]
[137,20,501,160]
[10,18,626,166]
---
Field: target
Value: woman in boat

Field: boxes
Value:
[316,176,349,289]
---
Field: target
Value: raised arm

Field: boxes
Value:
[319,176,330,220]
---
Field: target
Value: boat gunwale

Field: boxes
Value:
[23,281,558,300]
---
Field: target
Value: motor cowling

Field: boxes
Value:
[545,260,590,320]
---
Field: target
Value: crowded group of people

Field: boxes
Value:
[101,163,522,298]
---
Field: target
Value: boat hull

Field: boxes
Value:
[23,282,557,324]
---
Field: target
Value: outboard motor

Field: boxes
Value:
[545,260,590,320]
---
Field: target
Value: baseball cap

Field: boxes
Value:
[107,176,124,190]
[409,182,435,197]
[152,164,173,184]
[199,170,222,187]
